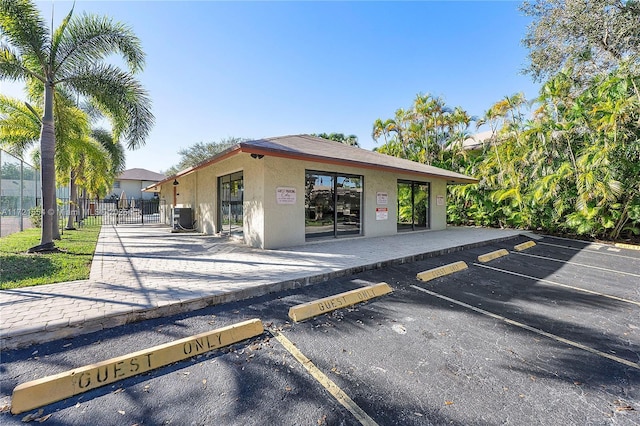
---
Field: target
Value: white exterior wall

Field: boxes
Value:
[157,154,451,249]
[195,166,215,234]
[260,157,450,248]
[430,179,448,230]
[157,154,267,246]
[261,157,305,248]
[243,157,266,248]
[111,180,159,200]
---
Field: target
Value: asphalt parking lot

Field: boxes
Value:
[1,235,638,425]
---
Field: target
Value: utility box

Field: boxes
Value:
[173,207,193,230]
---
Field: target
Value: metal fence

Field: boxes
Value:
[1,148,166,238]
[0,149,40,238]
[59,197,165,227]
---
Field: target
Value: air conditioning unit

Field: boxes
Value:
[173,207,193,230]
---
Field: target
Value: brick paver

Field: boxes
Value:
[0,224,523,349]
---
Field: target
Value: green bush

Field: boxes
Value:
[30,206,41,228]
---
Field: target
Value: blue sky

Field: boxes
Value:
[2,1,541,173]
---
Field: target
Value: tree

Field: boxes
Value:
[0,93,126,230]
[521,0,640,82]
[373,94,472,166]
[445,68,639,240]
[371,118,395,145]
[312,133,359,147]
[164,137,248,176]
[0,0,153,252]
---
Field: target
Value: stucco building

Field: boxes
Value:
[109,168,166,201]
[146,135,477,249]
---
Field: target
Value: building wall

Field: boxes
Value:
[111,180,160,200]
[430,179,448,230]
[158,154,266,244]
[243,156,266,248]
[157,153,451,249]
[260,156,450,248]
[261,156,305,248]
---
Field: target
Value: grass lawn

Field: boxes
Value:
[0,224,101,290]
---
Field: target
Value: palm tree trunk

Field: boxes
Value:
[30,82,57,252]
[52,202,61,240]
[610,198,630,240]
[78,187,86,221]
[65,170,77,230]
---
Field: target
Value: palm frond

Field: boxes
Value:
[0,0,49,70]
[50,4,74,69]
[53,12,145,76]
[62,63,153,149]
[0,94,40,154]
[92,127,125,173]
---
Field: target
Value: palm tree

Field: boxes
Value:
[313,133,359,147]
[0,93,125,230]
[446,107,474,170]
[0,0,153,252]
[371,118,395,145]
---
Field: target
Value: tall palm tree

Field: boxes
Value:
[0,0,153,252]
[413,93,449,165]
[446,106,474,170]
[0,93,125,229]
[371,118,395,145]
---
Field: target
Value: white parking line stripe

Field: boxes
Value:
[472,263,640,307]
[410,285,640,371]
[537,241,638,260]
[273,331,378,426]
[511,251,640,278]
[541,234,608,248]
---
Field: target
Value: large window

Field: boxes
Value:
[397,180,430,232]
[305,171,362,239]
[218,171,243,235]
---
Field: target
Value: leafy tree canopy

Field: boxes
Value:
[521,0,640,82]
[371,94,474,166]
[163,136,248,176]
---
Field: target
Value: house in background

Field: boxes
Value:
[109,168,166,201]
[459,130,496,151]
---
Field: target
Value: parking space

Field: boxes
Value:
[275,236,639,424]
[406,240,640,367]
[1,235,638,424]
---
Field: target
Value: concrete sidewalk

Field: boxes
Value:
[0,225,524,350]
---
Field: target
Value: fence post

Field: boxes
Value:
[19,160,24,231]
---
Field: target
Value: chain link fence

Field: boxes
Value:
[0,149,40,238]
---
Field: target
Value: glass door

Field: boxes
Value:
[397,182,414,231]
[305,171,362,240]
[397,180,430,231]
[336,175,362,236]
[414,183,429,230]
[305,173,335,239]
[218,171,243,236]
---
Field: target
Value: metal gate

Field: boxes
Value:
[60,198,165,227]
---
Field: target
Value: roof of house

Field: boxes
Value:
[460,130,495,150]
[147,135,478,188]
[118,168,166,182]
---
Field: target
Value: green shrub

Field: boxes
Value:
[30,206,41,228]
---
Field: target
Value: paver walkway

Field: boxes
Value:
[0,225,524,349]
